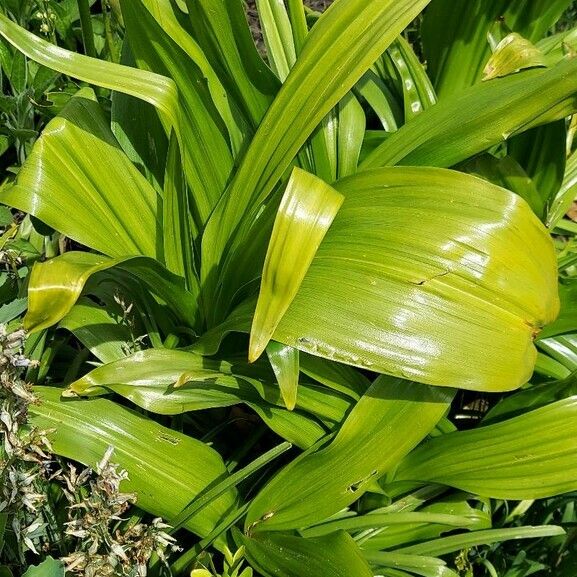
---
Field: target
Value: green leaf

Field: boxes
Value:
[59,298,132,363]
[249,167,344,361]
[244,377,452,532]
[1,88,160,259]
[240,530,372,577]
[24,252,199,333]
[392,397,577,499]
[363,552,459,577]
[273,167,558,391]
[201,0,432,294]
[362,58,577,170]
[66,348,348,448]
[266,341,299,410]
[122,0,233,226]
[0,297,26,323]
[31,386,236,538]
[0,13,179,126]
[483,33,547,80]
[547,147,577,228]
[256,0,297,81]
[22,558,64,577]
[387,36,436,120]
[508,120,566,221]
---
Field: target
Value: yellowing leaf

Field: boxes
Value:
[249,167,344,361]
[483,33,547,80]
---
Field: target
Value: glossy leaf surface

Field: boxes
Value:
[245,378,452,532]
[241,530,372,577]
[1,88,160,259]
[30,387,236,537]
[392,397,577,499]
[273,167,558,391]
[249,167,344,361]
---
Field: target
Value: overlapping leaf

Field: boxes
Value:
[272,167,558,391]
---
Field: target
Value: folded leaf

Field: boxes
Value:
[273,167,558,391]
[249,167,344,361]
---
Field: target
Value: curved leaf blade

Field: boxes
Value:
[249,167,344,361]
[2,88,160,259]
[245,378,452,532]
[273,167,558,391]
[30,387,236,538]
[392,397,577,499]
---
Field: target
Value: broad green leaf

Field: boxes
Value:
[249,167,344,361]
[122,0,233,226]
[25,252,198,333]
[240,530,372,577]
[0,297,26,323]
[266,341,299,410]
[201,0,432,292]
[0,13,179,126]
[362,58,577,170]
[273,167,558,391]
[21,558,64,577]
[392,397,577,499]
[59,298,132,363]
[66,348,348,448]
[244,377,452,532]
[1,88,160,259]
[421,0,573,96]
[483,33,547,80]
[394,526,565,557]
[30,387,236,538]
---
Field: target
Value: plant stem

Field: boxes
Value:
[76,0,97,58]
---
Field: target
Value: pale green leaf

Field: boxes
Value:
[30,387,237,538]
[24,252,198,333]
[266,341,299,410]
[249,167,344,361]
[241,530,373,577]
[483,33,547,80]
[392,397,577,499]
[1,88,160,259]
[273,167,558,391]
[256,0,297,81]
[244,377,453,532]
